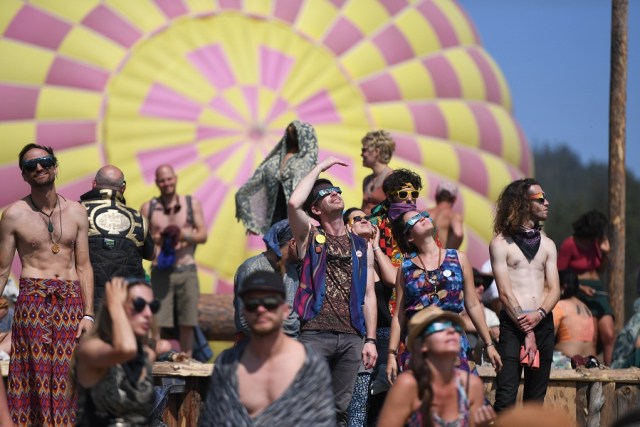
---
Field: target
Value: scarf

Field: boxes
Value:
[512,226,542,262]
[387,202,417,221]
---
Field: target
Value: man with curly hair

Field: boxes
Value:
[489,178,560,412]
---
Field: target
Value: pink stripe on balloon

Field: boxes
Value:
[81,5,142,48]
[360,74,401,102]
[422,56,461,98]
[209,96,246,124]
[216,278,234,295]
[0,165,28,207]
[329,0,346,8]
[507,163,523,181]
[194,176,229,228]
[197,126,241,141]
[452,1,481,44]
[416,1,459,48]
[467,48,502,104]
[137,145,199,183]
[243,87,259,120]
[264,97,290,124]
[0,85,39,121]
[373,25,414,66]
[295,90,341,124]
[247,233,265,251]
[218,0,241,10]
[466,229,489,269]
[317,149,355,186]
[4,5,71,50]
[46,57,109,91]
[37,122,96,150]
[188,45,236,90]
[393,135,424,165]
[454,147,488,196]
[154,0,188,19]
[233,143,261,187]
[59,176,95,201]
[409,103,448,139]
[203,143,242,170]
[140,83,202,121]
[469,104,502,156]
[323,17,363,56]
[379,0,409,16]
[516,124,532,176]
[274,0,303,23]
[260,47,295,91]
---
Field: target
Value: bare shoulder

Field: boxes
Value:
[1,199,29,221]
[394,371,419,391]
[63,198,90,219]
[490,234,508,249]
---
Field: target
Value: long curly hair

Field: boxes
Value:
[572,210,608,239]
[382,168,423,198]
[493,178,540,237]
[409,339,434,427]
[361,130,396,164]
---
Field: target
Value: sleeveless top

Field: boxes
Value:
[557,236,602,274]
[406,373,471,427]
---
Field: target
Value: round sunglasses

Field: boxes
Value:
[132,297,160,314]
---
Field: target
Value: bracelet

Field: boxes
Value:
[82,315,95,323]
[537,307,547,319]
[365,338,377,345]
[388,348,398,356]
[485,342,494,349]
[373,247,381,252]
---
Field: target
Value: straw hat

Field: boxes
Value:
[407,306,465,350]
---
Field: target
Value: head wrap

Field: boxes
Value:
[388,202,418,221]
[262,219,293,258]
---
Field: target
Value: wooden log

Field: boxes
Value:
[616,384,640,420]
[198,293,236,341]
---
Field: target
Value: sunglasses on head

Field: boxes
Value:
[395,190,420,201]
[132,297,160,314]
[21,156,56,172]
[349,215,370,225]
[420,320,464,339]
[243,296,283,313]
[529,192,547,204]
[403,211,430,234]
[312,186,342,205]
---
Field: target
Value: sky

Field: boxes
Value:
[458,0,639,178]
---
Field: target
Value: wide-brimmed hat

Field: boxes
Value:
[407,306,465,350]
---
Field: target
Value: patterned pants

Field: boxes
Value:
[9,278,83,427]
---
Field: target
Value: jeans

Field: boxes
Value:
[300,330,364,427]
[494,311,555,412]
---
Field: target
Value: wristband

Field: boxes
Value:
[365,338,377,345]
[388,348,398,356]
[537,307,547,319]
[485,342,494,349]
[373,247,381,252]
[82,315,95,323]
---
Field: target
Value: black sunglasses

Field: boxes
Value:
[21,156,56,172]
[395,190,420,200]
[243,296,283,313]
[132,297,160,314]
[348,215,370,225]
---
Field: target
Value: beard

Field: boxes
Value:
[28,170,56,188]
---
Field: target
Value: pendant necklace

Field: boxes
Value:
[417,248,442,290]
[30,194,62,254]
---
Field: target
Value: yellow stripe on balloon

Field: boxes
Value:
[395,9,441,57]
[33,0,99,23]
[0,40,55,84]
[55,144,102,184]
[479,51,512,111]
[481,151,516,201]
[0,1,22,35]
[444,48,486,102]
[296,0,339,42]
[58,26,127,70]
[439,100,480,148]
[342,1,389,36]
[490,105,523,169]
[340,42,386,80]
[0,123,35,164]
[421,138,461,179]
[37,87,102,120]
[369,104,416,134]
[434,0,476,45]
[106,0,167,32]
[461,189,495,242]
[391,61,436,100]
[243,0,273,16]
[207,197,252,279]
[105,120,196,154]
[184,0,215,14]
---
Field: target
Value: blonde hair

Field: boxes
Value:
[362,130,395,164]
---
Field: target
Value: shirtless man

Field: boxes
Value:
[429,180,463,249]
[489,178,560,412]
[140,164,207,357]
[0,144,94,426]
[199,271,335,426]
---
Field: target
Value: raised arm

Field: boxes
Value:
[372,225,397,287]
[387,266,406,384]
[362,243,378,369]
[449,212,464,249]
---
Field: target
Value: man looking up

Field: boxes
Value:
[199,271,335,426]
[0,144,94,426]
[80,165,155,313]
[490,178,560,412]
[140,164,207,357]
[429,180,464,249]
[288,157,377,426]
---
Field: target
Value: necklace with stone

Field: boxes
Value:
[417,249,442,288]
[29,194,62,254]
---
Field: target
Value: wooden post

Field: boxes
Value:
[608,0,628,331]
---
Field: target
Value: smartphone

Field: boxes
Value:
[520,346,540,368]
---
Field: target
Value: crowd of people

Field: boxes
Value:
[0,123,635,427]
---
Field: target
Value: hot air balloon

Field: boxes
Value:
[0,0,531,294]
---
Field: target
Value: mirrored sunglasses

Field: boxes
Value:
[21,156,56,172]
[420,320,464,338]
[349,215,370,225]
[243,296,284,313]
[312,186,342,204]
[395,190,420,200]
[403,211,430,234]
[529,192,547,204]
[132,297,160,314]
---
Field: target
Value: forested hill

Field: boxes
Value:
[533,145,640,321]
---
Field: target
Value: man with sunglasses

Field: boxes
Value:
[140,164,207,358]
[490,178,560,412]
[200,271,335,426]
[80,165,155,313]
[429,180,464,249]
[0,143,95,426]
[288,157,377,427]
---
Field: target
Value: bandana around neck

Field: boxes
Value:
[512,226,542,262]
[388,202,417,221]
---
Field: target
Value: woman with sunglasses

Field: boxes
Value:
[360,130,396,215]
[378,306,495,427]
[74,277,159,426]
[387,209,502,383]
